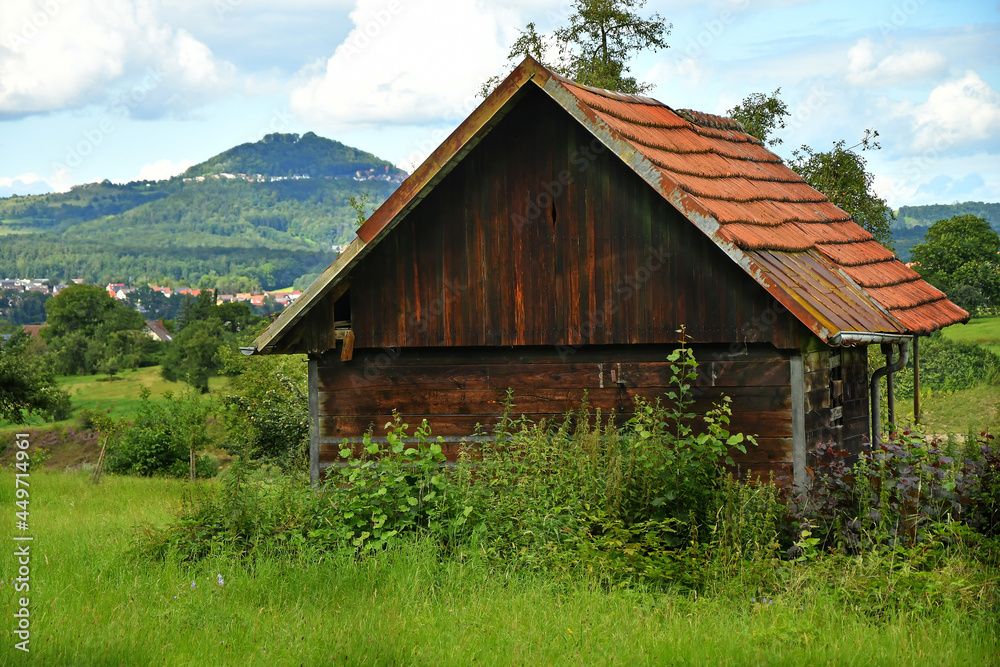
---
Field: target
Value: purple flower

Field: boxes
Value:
[217,574,225,587]
[191,581,196,588]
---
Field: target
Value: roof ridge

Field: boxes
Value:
[674,108,754,138]
[552,75,666,106]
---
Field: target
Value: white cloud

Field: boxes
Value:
[135,158,195,182]
[0,0,236,116]
[0,172,52,197]
[290,0,516,129]
[845,38,946,87]
[902,70,1000,153]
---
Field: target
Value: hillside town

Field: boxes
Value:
[0,276,302,327]
[180,164,405,185]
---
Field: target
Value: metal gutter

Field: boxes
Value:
[830,331,914,346]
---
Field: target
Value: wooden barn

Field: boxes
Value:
[245,57,968,489]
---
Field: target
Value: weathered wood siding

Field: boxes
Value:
[316,343,793,485]
[339,86,804,351]
[801,343,870,463]
[840,346,870,453]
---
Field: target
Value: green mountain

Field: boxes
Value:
[181,132,403,180]
[891,201,1000,263]
[896,201,1000,229]
[0,133,404,291]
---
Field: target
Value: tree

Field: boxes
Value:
[554,0,671,94]
[727,90,894,249]
[161,290,264,392]
[161,319,226,393]
[726,89,788,147]
[481,1,670,97]
[43,284,132,339]
[42,284,145,375]
[911,214,1000,313]
[217,343,309,468]
[790,131,895,250]
[0,329,71,423]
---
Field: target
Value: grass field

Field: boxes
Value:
[57,366,228,420]
[941,314,1000,358]
[0,471,996,665]
[0,366,227,435]
[896,314,1000,435]
[896,384,1000,436]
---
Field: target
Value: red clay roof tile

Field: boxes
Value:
[551,76,966,335]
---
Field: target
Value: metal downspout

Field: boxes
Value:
[870,340,910,444]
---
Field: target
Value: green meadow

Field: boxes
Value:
[941,315,1000,358]
[0,471,996,666]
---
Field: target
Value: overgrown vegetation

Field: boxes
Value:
[3,471,997,665]
[100,388,219,479]
[140,347,1000,630]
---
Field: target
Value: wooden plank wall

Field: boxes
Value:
[801,344,871,470]
[803,348,833,450]
[316,344,793,486]
[840,346,870,453]
[339,86,804,352]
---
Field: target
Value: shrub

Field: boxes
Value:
[142,344,779,591]
[892,334,1000,398]
[104,388,218,478]
[217,344,308,469]
[791,428,1000,553]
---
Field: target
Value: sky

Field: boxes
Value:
[1,0,998,209]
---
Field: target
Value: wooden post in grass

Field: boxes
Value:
[92,434,108,485]
[913,336,920,424]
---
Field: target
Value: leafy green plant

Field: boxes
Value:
[790,427,999,554]
[217,344,309,469]
[104,388,219,478]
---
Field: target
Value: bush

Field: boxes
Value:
[104,389,218,478]
[791,428,1000,553]
[217,344,308,469]
[142,345,782,590]
[892,334,1000,398]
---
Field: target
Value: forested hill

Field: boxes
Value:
[181,132,405,180]
[0,133,403,291]
[897,202,1000,229]
[891,201,1000,262]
